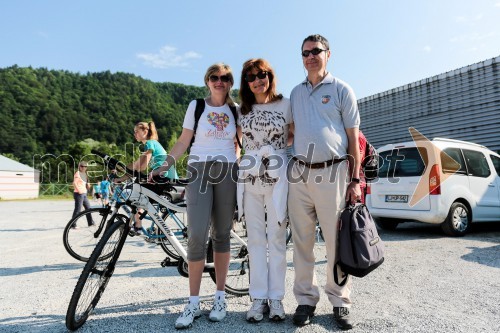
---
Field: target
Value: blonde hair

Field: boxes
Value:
[204,63,235,107]
[135,121,158,140]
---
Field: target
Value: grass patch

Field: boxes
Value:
[38,194,74,200]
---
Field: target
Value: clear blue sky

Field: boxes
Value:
[1,0,499,99]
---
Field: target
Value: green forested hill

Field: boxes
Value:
[0,66,233,167]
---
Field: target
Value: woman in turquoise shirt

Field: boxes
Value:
[117,121,178,234]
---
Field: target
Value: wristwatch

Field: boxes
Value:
[351,177,360,184]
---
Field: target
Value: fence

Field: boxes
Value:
[39,183,72,196]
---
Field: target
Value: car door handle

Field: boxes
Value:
[489,183,496,187]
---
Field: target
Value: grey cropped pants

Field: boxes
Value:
[185,161,237,261]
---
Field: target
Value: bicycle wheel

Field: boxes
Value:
[158,211,188,260]
[63,207,123,262]
[207,235,250,297]
[66,220,129,331]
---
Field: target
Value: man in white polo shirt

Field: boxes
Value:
[288,34,361,330]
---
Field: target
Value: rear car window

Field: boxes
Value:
[378,147,427,178]
[441,148,467,174]
[490,155,500,176]
[463,149,490,178]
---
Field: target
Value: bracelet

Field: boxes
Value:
[351,177,360,184]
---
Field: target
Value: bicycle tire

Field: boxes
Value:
[157,211,187,260]
[63,207,123,262]
[207,234,250,297]
[284,219,322,244]
[66,219,129,331]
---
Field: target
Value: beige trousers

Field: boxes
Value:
[288,160,352,308]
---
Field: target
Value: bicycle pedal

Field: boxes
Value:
[160,257,179,267]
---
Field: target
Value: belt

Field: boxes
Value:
[243,174,278,185]
[292,156,345,169]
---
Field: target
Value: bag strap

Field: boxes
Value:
[334,204,353,286]
[334,263,348,286]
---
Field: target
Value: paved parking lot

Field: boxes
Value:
[0,200,499,332]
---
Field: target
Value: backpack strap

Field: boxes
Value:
[189,99,206,150]
[189,99,242,150]
[364,141,372,166]
[228,104,242,149]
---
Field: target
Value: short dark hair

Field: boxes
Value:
[301,34,330,51]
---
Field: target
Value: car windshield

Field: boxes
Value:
[378,147,427,178]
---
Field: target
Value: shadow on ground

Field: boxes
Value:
[461,244,500,268]
[378,221,500,241]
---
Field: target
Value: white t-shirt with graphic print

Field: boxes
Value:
[237,98,292,152]
[183,99,238,163]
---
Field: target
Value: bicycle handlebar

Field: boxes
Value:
[91,149,147,181]
[90,149,187,189]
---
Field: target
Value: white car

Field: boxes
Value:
[164,185,185,203]
[366,138,500,236]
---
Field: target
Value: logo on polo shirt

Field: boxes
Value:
[321,95,331,104]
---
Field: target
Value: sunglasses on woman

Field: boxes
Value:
[301,47,327,57]
[209,75,230,83]
[245,71,268,82]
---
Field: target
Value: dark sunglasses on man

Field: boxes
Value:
[209,75,230,83]
[301,47,328,57]
[245,71,268,82]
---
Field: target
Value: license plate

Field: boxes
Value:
[385,195,408,203]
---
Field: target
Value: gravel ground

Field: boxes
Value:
[0,200,499,333]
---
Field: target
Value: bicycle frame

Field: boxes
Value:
[125,183,247,269]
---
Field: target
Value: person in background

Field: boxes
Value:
[150,63,239,329]
[237,58,293,322]
[93,181,102,205]
[99,176,112,206]
[71,161,94,228]
[108,169,118,182]
[288,34,361,330]
[115,121,178,234]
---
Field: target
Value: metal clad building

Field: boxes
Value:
[358,56,500,153]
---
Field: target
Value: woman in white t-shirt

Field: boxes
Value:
[150,63,240,329]
[237,58,293,322]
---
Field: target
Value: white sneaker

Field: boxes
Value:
[175,302,202,329]
[269,299,285,321]
[209,296,227,322]
[246,298,269,322]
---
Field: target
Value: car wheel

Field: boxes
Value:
[441,202,470,237]
[375,218,400,230]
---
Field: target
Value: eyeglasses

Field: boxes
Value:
[245,71,268,82]
[301,47,327,57]
[209,75,230,83]
[79,165,88,168]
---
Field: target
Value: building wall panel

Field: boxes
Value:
[358,56,500,153]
